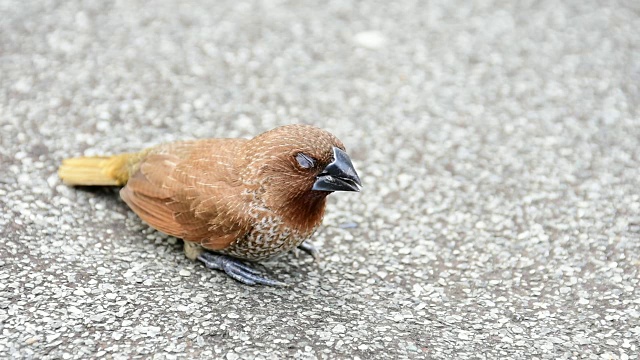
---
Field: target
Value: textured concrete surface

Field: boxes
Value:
[1,0,640,359]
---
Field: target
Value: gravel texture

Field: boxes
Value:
[2,0,640,359]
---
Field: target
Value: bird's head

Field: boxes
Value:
[241,124,361,228]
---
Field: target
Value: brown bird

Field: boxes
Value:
[58,124,361,285]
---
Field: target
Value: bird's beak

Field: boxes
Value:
[312,147,362,192]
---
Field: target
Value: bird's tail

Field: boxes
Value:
[58,153,135,186]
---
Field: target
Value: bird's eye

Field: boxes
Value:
[295,153,315,169]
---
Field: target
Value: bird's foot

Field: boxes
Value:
[297,241,320,260]
[197,252,286,287]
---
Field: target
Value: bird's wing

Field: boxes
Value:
[120,139,252,250]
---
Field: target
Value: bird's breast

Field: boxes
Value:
[220,210,317,262]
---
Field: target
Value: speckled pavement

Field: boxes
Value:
[1,1,639,359]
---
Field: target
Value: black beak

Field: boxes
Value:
[312,147,362,192]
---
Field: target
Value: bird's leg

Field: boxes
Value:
[297,241,319,260]
[183,240,204,260]
[197,252,286,287]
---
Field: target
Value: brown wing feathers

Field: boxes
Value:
[120,154,184,237]
[120,140,250,250]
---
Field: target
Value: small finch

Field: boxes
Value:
[58,124,361,285]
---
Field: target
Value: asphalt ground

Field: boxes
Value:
[1,1,639,359]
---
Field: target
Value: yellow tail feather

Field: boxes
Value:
[58,154,133,186]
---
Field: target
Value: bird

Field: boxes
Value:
[58,124,362,286]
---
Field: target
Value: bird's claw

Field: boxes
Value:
[297,241,320,260]
[197,252,286,287]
